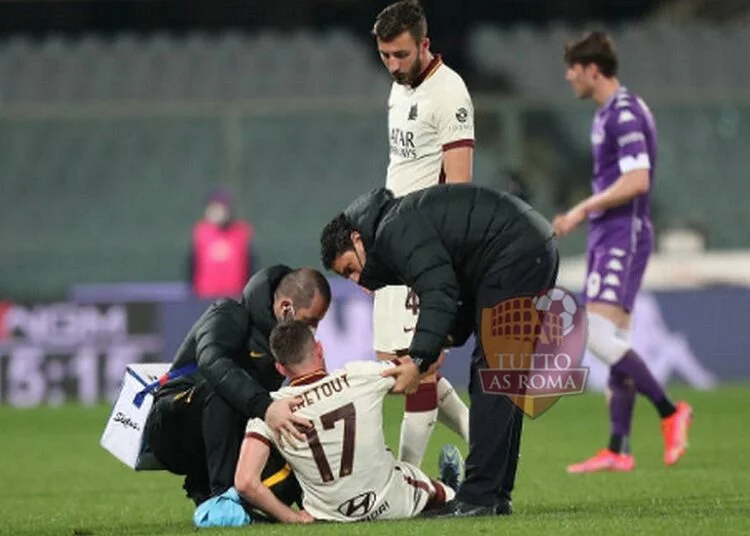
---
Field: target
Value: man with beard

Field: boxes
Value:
[320,184,559,516]
[143,266,331,525]
[370,0,472,472]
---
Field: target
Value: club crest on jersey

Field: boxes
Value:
[455,107,469,123]
[407,104,418,121]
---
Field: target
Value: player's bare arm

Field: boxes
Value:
[442,146,473,183]
[234,434,313,524]
[583,168,649,211]
[554,169,649,237]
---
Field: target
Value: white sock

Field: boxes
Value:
[399,409,437,467]
[437,377,470,443]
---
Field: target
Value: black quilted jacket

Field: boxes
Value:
[159,265,291,419]
[344,184,554,372]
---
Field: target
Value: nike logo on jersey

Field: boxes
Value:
[249,351,265,358]
[403,327,415,333]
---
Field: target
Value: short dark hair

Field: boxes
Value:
[372,1,427,43]
[270,320,315,367]
[320,213,356,271]
[564,31,618,78]
[275,267,331,310]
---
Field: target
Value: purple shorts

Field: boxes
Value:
[584,217,654,313]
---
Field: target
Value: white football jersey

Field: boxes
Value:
[386,56,475,197]
[245,361,440,521]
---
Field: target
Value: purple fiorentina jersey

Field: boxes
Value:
[589,86,657,230]
[584,87,657,312]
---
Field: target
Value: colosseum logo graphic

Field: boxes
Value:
[479,287,589,418]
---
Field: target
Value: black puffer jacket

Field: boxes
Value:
[344,185,554,372]
[159,265,291,419]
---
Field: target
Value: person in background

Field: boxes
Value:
[144,266,331,526]
[556,31,692,473]
[188,187,258,299]
[370,0,472,470]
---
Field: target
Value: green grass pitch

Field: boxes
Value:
[1,386,748,536]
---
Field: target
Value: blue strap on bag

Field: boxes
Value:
[132,363,199,408]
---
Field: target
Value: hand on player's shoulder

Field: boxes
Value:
[381,357,421,395]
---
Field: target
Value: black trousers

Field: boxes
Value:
[144,381,300,507]
[457,239,560,507]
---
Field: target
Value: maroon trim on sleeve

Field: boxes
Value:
[442,139,475,151]
[245,431,272,448]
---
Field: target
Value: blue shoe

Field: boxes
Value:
[193,487,252,528]
[439,444,465,492]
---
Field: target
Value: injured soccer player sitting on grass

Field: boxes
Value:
[234,320,464,523]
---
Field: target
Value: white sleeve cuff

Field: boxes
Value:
[619,153,651,174]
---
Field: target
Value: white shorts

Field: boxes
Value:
[373,285,419,354]
[309,461,455,522]
[375,461,454,521]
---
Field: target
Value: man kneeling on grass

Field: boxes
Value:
[234,320,463,522]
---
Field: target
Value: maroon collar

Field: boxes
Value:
[289,370,328,386]
[410,54,442,89]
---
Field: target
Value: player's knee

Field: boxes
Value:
[607,369,635,391]
[586,312,630,365]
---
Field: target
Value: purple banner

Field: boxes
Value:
[2,281,744,406]
[314,281,728,392]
